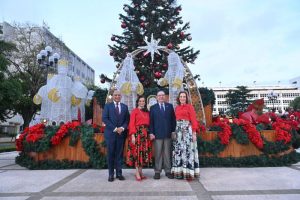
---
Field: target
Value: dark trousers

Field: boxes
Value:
[105,133,125,177]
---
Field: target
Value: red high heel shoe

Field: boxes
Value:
[135,174,142,181]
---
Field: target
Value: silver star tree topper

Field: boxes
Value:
[138,34,165,62]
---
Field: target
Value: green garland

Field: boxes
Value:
[80,125,106,168]
[16,152,91,169]
[69,129,81,147]
[197,137,226,156]
[199,151,300,167]
[231,123,249,145]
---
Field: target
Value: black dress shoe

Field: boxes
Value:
[166,173,174,179]
[153,173,160,179]
[116,175,125,180]
[108,176,114,182]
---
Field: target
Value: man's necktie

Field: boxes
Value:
[160,103,165,113]
[116,102,120,115]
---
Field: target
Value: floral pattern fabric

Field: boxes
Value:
[126,126,153,167]
[171,120,200,179]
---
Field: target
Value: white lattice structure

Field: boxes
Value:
[115,54,144,112]
[158,52,185,108]
[46,60,73,124]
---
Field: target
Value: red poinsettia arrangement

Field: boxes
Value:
[233,119,264,149]
[197,121,206,135]
[92,123,106,133]
[50,121,81,145]
[15,123,46,151]
[272,118,292,144]
[211,121,232,145]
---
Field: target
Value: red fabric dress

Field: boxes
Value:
[126,108,152,167]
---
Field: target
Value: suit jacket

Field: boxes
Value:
[149,102,176,139]
[102,102,130,139]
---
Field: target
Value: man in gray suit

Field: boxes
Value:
[149,91,176,179]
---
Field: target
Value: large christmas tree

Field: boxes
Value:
[105,0,200,88]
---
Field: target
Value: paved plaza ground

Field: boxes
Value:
[1,151,300,200]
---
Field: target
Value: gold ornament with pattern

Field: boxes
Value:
[48,88,61,103]
[71,95,82,106]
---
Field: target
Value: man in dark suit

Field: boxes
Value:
[149,90,176,179]
[102,90,129,182]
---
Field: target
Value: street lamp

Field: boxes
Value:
[267,91,278,110]
[36,46,60,75]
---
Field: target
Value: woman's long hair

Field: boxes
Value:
[136,96,148,112]
[176,91,190,105]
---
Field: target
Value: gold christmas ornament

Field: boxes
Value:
[120,82,132,95]
[173,77,183,89]
[71,95,81,106]
[136,83,144,95]
[33,94,42,105]
[158,78,168,87]
[48,88,61,103]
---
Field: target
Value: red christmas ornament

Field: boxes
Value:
[154,71,162,79]
[140,22,145,28]
[121,22,127,28]
[140,76,145,81]
[109,50,114,56]
[111,36,115,41]
[167,43,173,49]
[163,63,168,69]
[180,32,185,38]
[100,79,105,84]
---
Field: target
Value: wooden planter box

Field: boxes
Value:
[200,130,293,157]
[29,133,106,162]
[204,104,213,127]
[28,130,293,162]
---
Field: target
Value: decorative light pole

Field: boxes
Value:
[36,46,60,76]
[267,91,278,110]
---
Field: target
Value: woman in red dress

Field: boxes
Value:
[171,91,200,180]
[127,96,152,181]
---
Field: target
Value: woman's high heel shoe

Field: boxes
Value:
[141,174,147,179]
[135,174,142,181]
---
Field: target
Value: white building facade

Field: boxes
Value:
[0,22,95,85]
[0,22,95,134]
[212,85,300,115]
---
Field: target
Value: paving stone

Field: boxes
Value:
[0,165,27,170]
[0,170,78,193]
[0,152,18,160]
[0,197,30,200]
[41,197,198,200]
[212,194,300,200]
[0,160,15,168]
[54,169,193,193]
[200,167,300,191]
